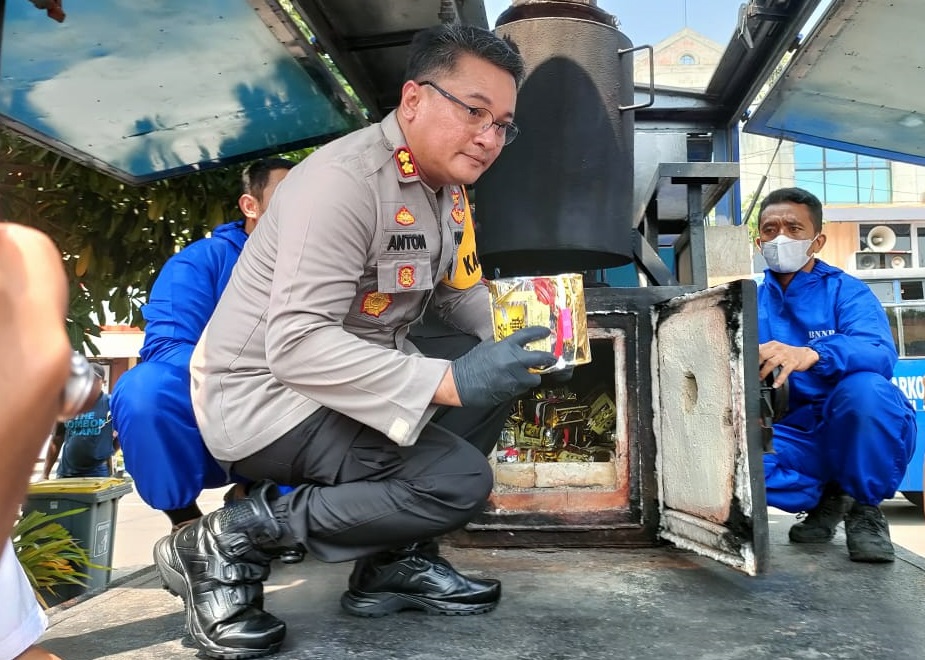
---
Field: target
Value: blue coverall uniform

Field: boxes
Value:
[760,259,917,512]
[111,221,247,511]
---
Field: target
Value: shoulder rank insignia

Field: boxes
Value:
[398,265,416,288]
[395,206,415,226]
[361,292,393,318]
[394,146,418,178]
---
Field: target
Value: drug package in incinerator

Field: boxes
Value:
[488,273,591,373]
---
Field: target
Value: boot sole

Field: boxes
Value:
[788,534,836,544]
[153,536,283,660]
[340,590,498,618]
[848,551,895,563]
[278,552,305,565]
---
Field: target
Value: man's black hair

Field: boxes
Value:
[759,187,824,233]
[241,157,295,202]
[404,23,524,87]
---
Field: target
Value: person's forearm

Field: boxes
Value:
[15,643,63,660]
[0,224,72,545]
[432,368,462,407]
[2,379,67,540]
[2,354,70,531]
[41,440,61,480]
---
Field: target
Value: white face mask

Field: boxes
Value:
[761,234,818,273]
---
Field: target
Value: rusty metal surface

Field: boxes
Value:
[409,282,768,577]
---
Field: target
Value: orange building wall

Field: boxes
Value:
[819,222,860,271]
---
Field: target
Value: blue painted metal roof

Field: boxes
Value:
[0,1,366,183]
[745,0,925,166]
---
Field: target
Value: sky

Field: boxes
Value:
[483,0,749,48]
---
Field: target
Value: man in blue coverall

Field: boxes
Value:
[756,187,916,562]
[111,158,294,532]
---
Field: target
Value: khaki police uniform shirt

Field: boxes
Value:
[190,112,493,461]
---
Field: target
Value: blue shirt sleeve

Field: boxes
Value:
[807,276,897,381]
[140,236,242,365]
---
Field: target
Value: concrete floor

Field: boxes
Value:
[40,510,925,660]
[105,486,925,584]
[29,470,925,659]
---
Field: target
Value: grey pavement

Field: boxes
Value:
[103,480,925,583]
[39,512,925,660]
[30,464,925,659]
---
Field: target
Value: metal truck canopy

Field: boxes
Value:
[0,0,823,187]
[745,0,925,166]
[0,1,368,184]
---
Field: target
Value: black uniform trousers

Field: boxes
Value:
[229,332,509,563]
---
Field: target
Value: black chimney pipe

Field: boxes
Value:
[475,0,639,276]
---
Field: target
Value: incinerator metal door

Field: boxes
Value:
[651,279,770,575]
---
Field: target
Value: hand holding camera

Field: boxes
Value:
[59,352,103,420]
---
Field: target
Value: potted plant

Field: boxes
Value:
[12,508,102,608]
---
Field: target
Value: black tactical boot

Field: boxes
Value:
[222,482,305,565]
[788,483,852,544]
[341,542,501,617]
[845,502,895,563]
[154,481,291,659]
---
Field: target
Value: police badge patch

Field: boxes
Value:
[361,292,393,317]
[397,265,416,288]
[394,206,415,226]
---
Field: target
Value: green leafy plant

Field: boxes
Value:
[0,129,314,353]
[12,508,106,608]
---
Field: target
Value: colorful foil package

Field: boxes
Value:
[488,273,591,373]
[494,387,618,464]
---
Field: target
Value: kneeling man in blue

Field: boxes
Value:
[755,187,916,562]
[111,158,295,533]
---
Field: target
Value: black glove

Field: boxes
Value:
[452,326,557,407]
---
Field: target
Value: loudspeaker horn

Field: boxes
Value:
[867,225,897,252]
[855,252,880,270]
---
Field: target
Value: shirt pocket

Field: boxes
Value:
[377,254,433,294]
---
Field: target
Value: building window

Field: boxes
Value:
[793,144,892,204]
[679,54,695,65]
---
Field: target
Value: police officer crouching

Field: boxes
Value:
[152,24,554,660]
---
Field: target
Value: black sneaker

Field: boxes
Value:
[278,548,305,565]
[341,544,501,617]
[845,502,895,563]
[154,481,288,659]
[788,484,851,544]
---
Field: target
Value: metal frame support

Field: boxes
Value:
[633,232,679,286]
[685,182,707,287]
[633,162,739,289]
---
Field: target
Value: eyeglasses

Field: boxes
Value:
[418,80,519,146]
